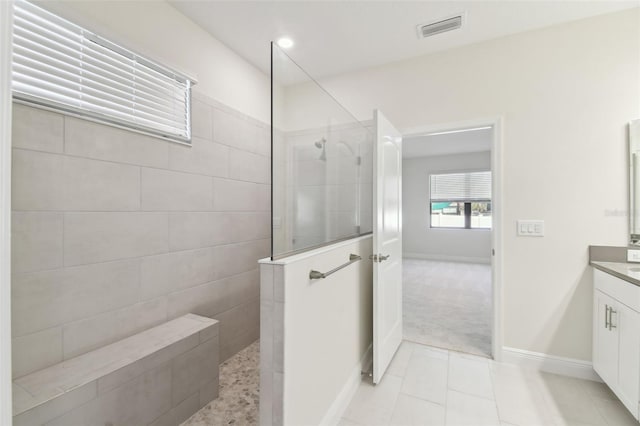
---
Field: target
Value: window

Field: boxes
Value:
[11,0,194,143]
[429,171,492,229]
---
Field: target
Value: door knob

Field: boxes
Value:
[369,254,390,263]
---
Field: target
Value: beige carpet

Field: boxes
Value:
[403,258,492,358]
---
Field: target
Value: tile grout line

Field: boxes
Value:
[487,359,502,423]
[12,146,271,185]
[13,237,271,276]
[12,267,262,341]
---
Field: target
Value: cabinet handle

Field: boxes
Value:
[605,305,610,329]
[609,307,617,330]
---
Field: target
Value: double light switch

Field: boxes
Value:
[517,220,544,237]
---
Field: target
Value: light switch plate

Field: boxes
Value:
[627,249,640,263]
[517,220,544,237]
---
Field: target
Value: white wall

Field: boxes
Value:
[260,236,373,426]
[284,8,640,361]
[403,151,492,263]
[37,0,271,123]
[283,236,372,425]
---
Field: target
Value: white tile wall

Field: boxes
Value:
[190,99,213,141]
[141,168,213,211]
[11,212,63,274]
[62,297,169,359]
[64,116,169,168]
[11,93,270,377]
[11,103,64,153]
[139,248,216,301]
[213,178,261,211]
[169,137,229,178]
[11,328,63,378]
[12,259,140,337]
[13,150,141,211]
[168,213,234,251]
[63,212,169,266]
[229,147,270,184]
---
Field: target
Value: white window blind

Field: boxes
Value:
[11,0,193,143]
[430,171,492,201]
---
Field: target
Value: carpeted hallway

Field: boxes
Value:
[403,258,492,357]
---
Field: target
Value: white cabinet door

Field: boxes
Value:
[615,301,640,416]
[593,290,619,386]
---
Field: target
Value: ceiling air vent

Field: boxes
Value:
[417,15,463,39]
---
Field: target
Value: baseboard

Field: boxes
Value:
[403,252,491,264]
[502,346,602,382]
[319,343,373,426]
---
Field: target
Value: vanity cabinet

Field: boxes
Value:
[593,268,640,419]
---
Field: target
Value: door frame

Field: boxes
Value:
[0,1,12,423]
[402,116,504,361]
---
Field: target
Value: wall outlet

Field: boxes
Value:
[517,220,544,237]
[627,249,640,263]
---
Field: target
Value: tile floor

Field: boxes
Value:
[403,259,492,357]
[340,340,639,426]
[182,340,259,426]
[181,338,637,426]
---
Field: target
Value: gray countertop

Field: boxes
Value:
[591,261,640,287]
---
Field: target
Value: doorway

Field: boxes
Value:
[401,120,502,359]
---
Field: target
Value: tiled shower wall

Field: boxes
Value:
[272,123,373,258]
[10,91,270,378]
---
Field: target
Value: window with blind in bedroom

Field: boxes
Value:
[429,171,492,229]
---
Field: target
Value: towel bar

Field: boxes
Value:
[309,254,362,280]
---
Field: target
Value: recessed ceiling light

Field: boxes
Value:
[277,37,294,49]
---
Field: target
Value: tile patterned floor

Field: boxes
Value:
[182,340,259,426]
[403,259,492,357]
[181,338,638,426]
[341,340,639,426]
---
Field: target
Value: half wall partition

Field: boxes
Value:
[271,43,373,259]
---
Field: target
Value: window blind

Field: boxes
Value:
[12,0,193,143]
[430,171,491,201]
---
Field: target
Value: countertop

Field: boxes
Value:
[591,261,640,287]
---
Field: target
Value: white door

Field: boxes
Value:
[372,110,403,384]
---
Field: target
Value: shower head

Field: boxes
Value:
[314,138,327,161]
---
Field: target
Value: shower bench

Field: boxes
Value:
[12,313,219,426]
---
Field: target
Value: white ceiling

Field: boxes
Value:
[170,0,637,84]
[403,127,492,158]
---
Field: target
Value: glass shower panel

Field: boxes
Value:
[271,43,373,259]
